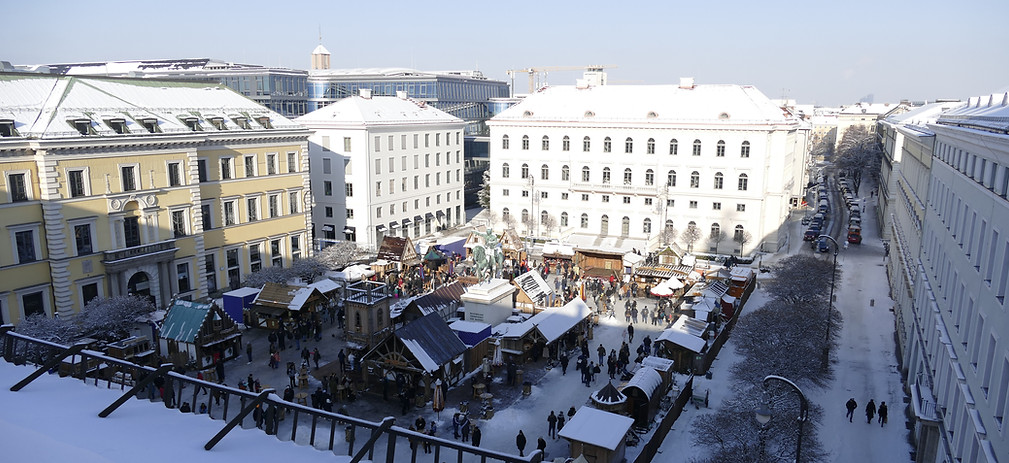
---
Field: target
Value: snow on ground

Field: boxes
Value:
[0,361,351,463]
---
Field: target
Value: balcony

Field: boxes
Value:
[101,240,178,273]
[569,181,660,195]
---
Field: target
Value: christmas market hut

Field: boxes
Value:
[496,297,592,363]
[362,312,468,397]
[499,228,525,261]
[377,235,419,273]
[512,269,553,313]
[393,280,467,325]
[248,282,325,329]
[619,366,664,426]
[159,300,241,369]
[655,314,710,373]
[573,247,623,282]
[559,406,635,463]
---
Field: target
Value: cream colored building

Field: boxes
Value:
[0,73,311,324]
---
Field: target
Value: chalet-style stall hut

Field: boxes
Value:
[499,228,525,262]
[512,270,552,313]
[620,366,664,426]
[574,247,623,282]
[542,242,575,265]
[362,312,468,399]
[497,298,592,363]
[343,280,393,352]
[655,314,710,373]
[249,283,325,329]
[633,264,692,298]
[559,406,635,463]
[377,236,420,273]
[394,280,466,325]
[159,300,241,369]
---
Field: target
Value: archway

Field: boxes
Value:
[127,271,155,306]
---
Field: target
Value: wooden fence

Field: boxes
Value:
[632,375,695,463]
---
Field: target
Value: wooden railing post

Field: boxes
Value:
[99,364,173,418]
[204,389,274,450]
[349,417,394,463]
[10,342,88,392]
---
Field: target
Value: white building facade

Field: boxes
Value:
[907,93,1009,463]
[487,79,808,256]
[298,91,466,251]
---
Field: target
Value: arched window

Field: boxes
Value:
[562,136,570,151]
[502,163,510,178]
[669,139,678,155]
[542,135,550,150]
[692,139,702,156]
[602,167,611,184]
[625,137,633,154]
[521,163,529,179]
[502,207,510,221]
[714,172,724,189]
[603,137,612,153]
[583,136,591,152]
[667,170,676,187]
[580,213,589,228]
[355,312,361,329]
[645,169,654,186]
[541,210,549,224]
[711,222,720,238]
[738,174,749,191]
[521,209,529,224]
[623,168,632,185]
[734,225,745,241]
[562,165,570,181]
[561,212,569,227]
[740,141,750,158]
[690,171,700,188]
[600,215,609,235]
[521,135,529,150]
[541,164,549,180]
[643,218,652,234]
[582,166,590,182]
[647,138,655,154]
[716,140,726,157]
[502,135,509,149]
[665,219,674,231]
[621,216,630,235]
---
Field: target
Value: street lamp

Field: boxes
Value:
[755,404,771,461]
[759,374,809,463]
[816,234,839,370]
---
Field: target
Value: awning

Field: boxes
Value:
[321,225,334,232]
[436,210,445,216]
[344,228,355,234]
[425,212,434,219]
[402,218,412,225]
[390,222,400,229]
[376,225,387,231]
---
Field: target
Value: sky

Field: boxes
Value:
[3,1,1007,106]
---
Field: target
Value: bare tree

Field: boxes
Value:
[541,213,558,237]
[659,224,678,246]
[710,230,728,254]
[681,223,701,253]
[835,125,881,195]
[733,230,753,256]
[76,294,156,342]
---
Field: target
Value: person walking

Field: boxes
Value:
[878,402,888,426]
[461,415,471,442]
[246,342,253,364]
[312,348,321,369]
[845,398,857,422]
[547,411,557,439]
[537,436,547,458]
[516,430,527,457]
[627,324,635,343]
[287,362,297,389]
[557,410,566,433]
[452,412,462,439]
[597,344,606,365]
[560,351,569,375]
[471,426,481,447]
[865,399,876,424]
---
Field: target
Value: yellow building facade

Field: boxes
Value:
[0,74,312,324]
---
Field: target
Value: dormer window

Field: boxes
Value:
[522,110,534,117]
[181,116,202,132]
[254,116,273,129]
[138,118,161,133]
[208,117,227,130]
[584,111,595,117]
[69,118,96,136]
[0,119,19,137]
[105,118,130,134]
[647,111,658,118]
[232,116,251,130]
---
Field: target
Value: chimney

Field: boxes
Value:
[359,88,372,99]
[679,77,695,89]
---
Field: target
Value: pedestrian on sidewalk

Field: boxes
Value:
[246,342,253,364]
[516,430,527,457]
[878,402,888,426]
[627,324,635,343]
[461,415,471,442]
[452,412,462,439]
[557,410,566,433]
[537,436,547,458]
[471,426,481,447]
[845,397,857,422]
[865,399,876,424]
[312,348,321,369]
[547,411,557,439]
[597,344,606,365]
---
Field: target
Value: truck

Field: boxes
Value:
[847,225,862,244]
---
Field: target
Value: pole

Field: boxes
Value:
[763,375,808,463]
[817,234,838,370]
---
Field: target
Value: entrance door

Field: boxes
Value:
[127,272,155,306]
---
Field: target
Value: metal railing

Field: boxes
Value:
[1,327,540,463]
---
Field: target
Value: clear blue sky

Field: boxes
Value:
[5,0,1006,106]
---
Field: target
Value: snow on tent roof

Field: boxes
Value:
[593,381,627,405]
[308,279,340,294]
[542,242,574,256]
[558,406,634,451]
[493,321,533,338]
[623,252,645,266]
[223,287,261,298]
[394,312,467,373]
[526,298,591,343]
[160,300,213,343]
[621,366,663,399]
[641,355,675,373]
[513,270,551,306]
[449,320,491,334]
[656,315,707,353]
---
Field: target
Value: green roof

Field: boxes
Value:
[160,300,213,343]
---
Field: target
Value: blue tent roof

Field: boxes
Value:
[160,300,214,343]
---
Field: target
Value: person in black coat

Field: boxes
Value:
[471,426,481,447]
[516,430,527,457]
[537,436,547,457]
[878,402,888,426]
[845,397,857,422]
[865,399,876,423]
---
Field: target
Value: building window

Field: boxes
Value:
[177,262,191,293]
[502,208,510,222]
[541,164,549,180]
[734,225,745,241]
[711,223,721,238]
[249,243,262,273]
[540,210,549,225]
[503,189,510,196]
[666,199,674,207]
[561,212,569,227]
[246,198,259,222]
[689,201,698,209]
[581,194,589,201]
[644,198,653,206]
[625,137,634,153]
[521,135,529,150]
[603,137,612,153]
[690,171,700,188]
[669,139,678,155]
[13,229,36,263]
[197,160,208,183]
[581,213,589,228]
[713,202,722,210]
[667,170,676,187]
[205,254,217,293]
[740,141,750,158]
[74,223,93,256]
[120,216,139,247]
[288,152,298,172]
[165,162,182,187]
[643,218,652,234]
[244,155,256,177]
[268,240,281,267]
[716,140,726,157]
[289,192,300,213]
[120,165,137,192]
[290,235,301,260]
[324,206,334,218]
[692,139,702,156]
[171,210,187,237]
[738,174,749,191]
[221,158,233,180]
[582,166,590,182]
[21,291,46,318]
[602,195,610,203]
[623,168,632,185]
[502,163,510,178]
[201,203,213,230]
[602,167,611,184]
[521,190,529,198]
[737,203,746,212]
[67,169,87,198]
[376,206,382,218]
[560,165,570,181]
[542,136,550,150]
[521,164,529,179]
[81,282,99,306]
[502,135,509,149]
[622,196,631,204]
[268,194,279,218]
[645,169,654,186]
[343,137,352,152]
[541,191,548,199]
[583,136,591,152]
[226,248,240,289]
[714,172,724,189]
[562,136,570,151]
[266,154,277,175]
[346,208,354,219]
[223,200,237,226]
[601,215,609,234]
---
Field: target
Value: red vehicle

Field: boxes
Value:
[847,226,862,244]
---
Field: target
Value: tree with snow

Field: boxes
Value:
[477,169,491,209]
[15,314,78,345]
[834,125,881,195]
[681,223,701,253]
[762,255,838,307]
[76,294,155,342]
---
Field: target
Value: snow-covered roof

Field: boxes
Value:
[592,381,627,405]
[839,102,896,115]
[325,264,375,282]
[729,267,755,283]
[288,287,322,311]
[491,83,795,126]
[621,366,663,399]
[393,313,467,373]
[296,94,463,127]
[558,407,634,450]
[223,287,261,298]
[448,320,491,334]
[308,279,340,294]
[513,270,552,306]
[253,283,322,311]
[529,298,592,343]
[656,315,708,353]
[542,242,575,257]
[935,92,1009,132]
[623,252,645,266]
[311,44,331,55]
[641,355,675,373]
[884,101,963,126]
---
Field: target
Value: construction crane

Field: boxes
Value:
[505,65,617,96]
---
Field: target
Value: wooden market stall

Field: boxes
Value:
[559,406,635,463]
[249,283,325,329]
[655,314,710,373]
[511,270,552,313]
[574,247,624,282]
[620,366,664,426]
[495,298,593,363]
[499,229,526,261]
[159,300,242,369]
[393,280,467,325]
[361,312,468,396]
[377,235,419,273]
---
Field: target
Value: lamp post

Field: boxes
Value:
[755,404,771,461]
[816,234,839,370]
[757,374,809,463]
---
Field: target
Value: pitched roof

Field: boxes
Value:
[377,236,410,262]
[656,315,708,353]
[253,282,322,311]
[296,94,462,126]
[411,281,466,316]
[160,300,213,343]
[395,312,467,373]
[558,407,634,450]
[592,381,627,405]
[513,270,551,306]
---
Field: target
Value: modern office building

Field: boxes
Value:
[487,77,809,255]
[297,90,466,251]
[906,92,1009,462]
[0,73,312,324]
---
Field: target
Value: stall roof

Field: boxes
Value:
[449,320,492,334]
[730,267,755,282]
[634,265,693,279]
[223,287,261,298]
[405,281,466,317]
[558,407,634,451]
[641,356,675,373]
[513,270,551,306]
[161,300,214,344]
[394,313,467,373]
[621,366,663,399]
[593,381,627,404]
[623,252,645,266]
[526,298,591,343]
[542,242,575,257]
[326,264,375,282]
[656,315,708,353]
[309,279,340,294]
